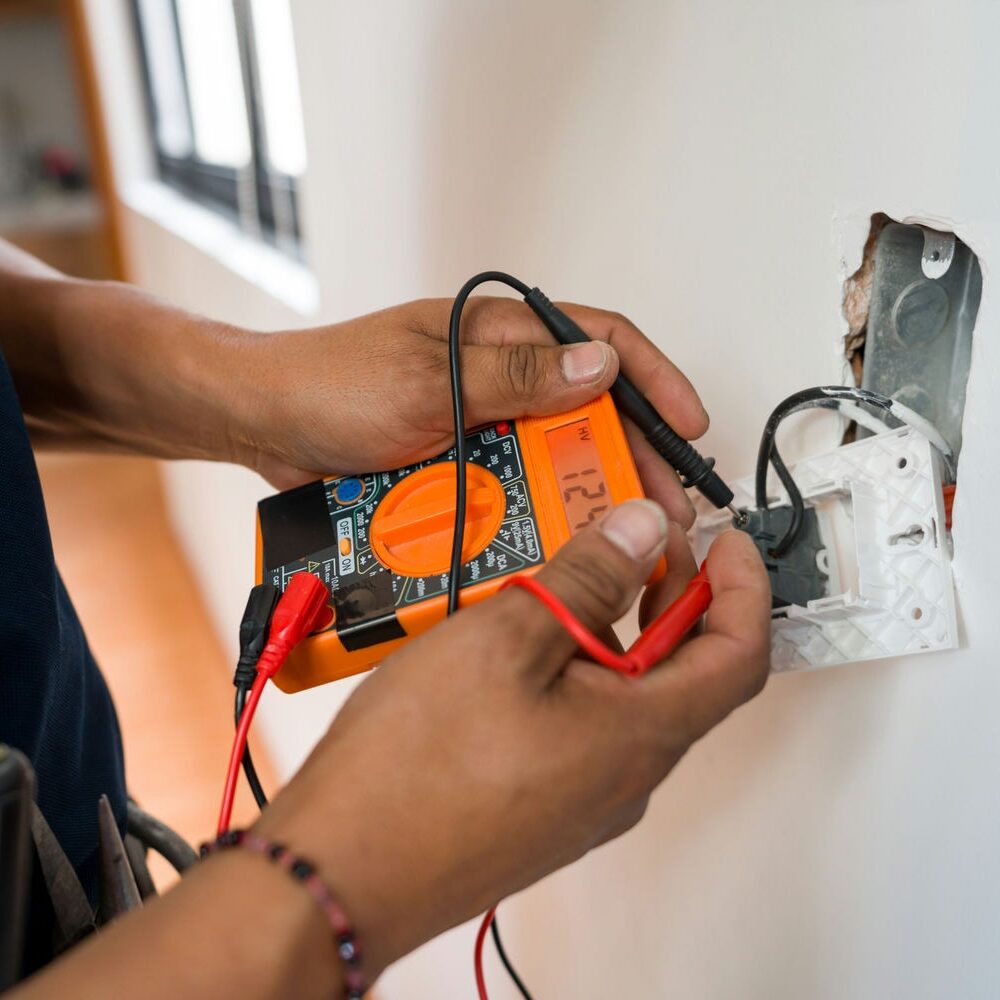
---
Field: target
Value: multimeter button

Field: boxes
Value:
[335,478,364,504]
[339,537,352,557]
[496,421,511,436]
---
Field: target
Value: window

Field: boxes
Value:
[131,0,306,253]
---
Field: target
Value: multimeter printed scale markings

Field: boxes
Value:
[263,425,545,646]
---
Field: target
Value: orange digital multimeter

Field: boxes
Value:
[255,391,660,693]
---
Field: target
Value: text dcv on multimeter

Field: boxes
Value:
[256,392,661,692]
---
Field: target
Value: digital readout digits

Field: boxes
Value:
[545,418,610,534]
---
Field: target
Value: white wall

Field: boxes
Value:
[85,1,1000,997]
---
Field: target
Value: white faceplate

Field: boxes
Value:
[691,427,957,672]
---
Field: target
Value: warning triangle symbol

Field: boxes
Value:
[308,561,320,572]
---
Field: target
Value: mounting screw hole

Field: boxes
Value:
[889,524,926,546]
[897,457,908,469]
[930,250,941,261]
[912,607,923,621]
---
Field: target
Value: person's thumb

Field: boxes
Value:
[461,340,618,424]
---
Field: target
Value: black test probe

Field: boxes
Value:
[448,272,742,615]
[522,286,741,517]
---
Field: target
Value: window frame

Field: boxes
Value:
[129,0,302,249]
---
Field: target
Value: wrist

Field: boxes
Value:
[193,846,346,998]
[219,324,358,486]
[253,777,429,978]
[252,754,499,979]
[202,829,369,996]
[252,812,398,978]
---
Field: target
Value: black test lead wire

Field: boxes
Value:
[446,272,535,1000]
[235,687,269,808]
[446,272,747,999]
[447,272,531,615]
[233,583,279,810]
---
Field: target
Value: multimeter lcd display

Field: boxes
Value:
[545,418,611,534]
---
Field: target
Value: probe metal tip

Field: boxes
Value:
[727,503,748,527]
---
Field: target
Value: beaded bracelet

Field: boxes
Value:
[200,830,368,999]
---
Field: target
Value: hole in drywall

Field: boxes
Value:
[897,457,907,469]
[912,607,924,621]
[842,212,892,387]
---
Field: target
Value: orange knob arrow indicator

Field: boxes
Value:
[369,463,506,577]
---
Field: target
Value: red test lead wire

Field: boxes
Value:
[501,565,712,677]
[475,907,498,1000]
[218,672,269,836]
[216,572,330,836]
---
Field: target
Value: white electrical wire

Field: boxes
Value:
[815,387,956,482]
[835,401,892,437]
[886,399,956,479]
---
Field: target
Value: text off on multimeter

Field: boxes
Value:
[255,391,663,692]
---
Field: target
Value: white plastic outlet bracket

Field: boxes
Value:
[691,427,957,672]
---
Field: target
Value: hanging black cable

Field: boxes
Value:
[235,686,269,808]
[446,271,534,999]
[232,582,279,811]
[446,271,531,615]
[490,920,534,1000]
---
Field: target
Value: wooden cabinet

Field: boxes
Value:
[0,0,124,279]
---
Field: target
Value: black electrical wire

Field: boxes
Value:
[232,583,278,811]
[446,271,531,616]
[755,386,903,557]
[235,686,269,809]
[446,271,534,1000]
[490,920,534,1000]
[764,446,805,559]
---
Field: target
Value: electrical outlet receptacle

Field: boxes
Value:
[692,426,956,672]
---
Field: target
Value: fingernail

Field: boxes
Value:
[599,500,668,560]
[561,341,611,385]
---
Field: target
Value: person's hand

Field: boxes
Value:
[0,260,710,527]
[227,297,710,526]
[256,500,770,976]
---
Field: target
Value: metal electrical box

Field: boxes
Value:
[861,222,981,460]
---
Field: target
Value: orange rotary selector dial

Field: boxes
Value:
[369,463,506,577]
